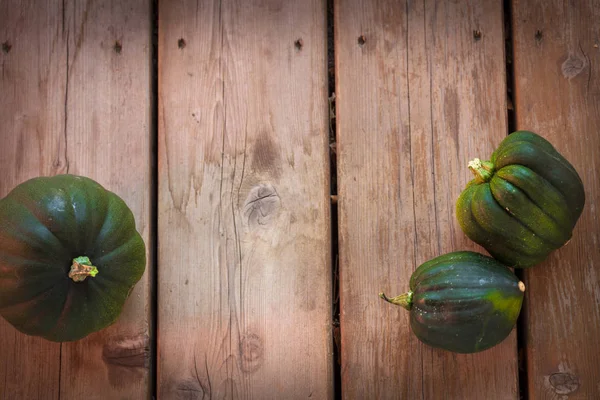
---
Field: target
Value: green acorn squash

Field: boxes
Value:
[456,131,585,268]
[0,175,146,342]
[380,251,525,354]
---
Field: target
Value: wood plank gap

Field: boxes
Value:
[503,2,528,399]
[62,27,70,175]
[327,1,342,399]
[504,0,517,135]
[150,0,159,398]
[58,343,62,399]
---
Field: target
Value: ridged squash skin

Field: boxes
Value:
[0,175,146,342]
[380,251,525,354]
[456,131,585,268]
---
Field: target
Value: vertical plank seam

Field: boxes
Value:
[151,0,159,397]
[58,343,62,399]
[435,4,448,391]
[2,333,9,399]
[504,2,525,399]
[63,25,70,174]
[59,0,70,394]
[424,2,444,397]
[423,0,437,396]
[327,1,341,398]
[62,0,66,34]
[427,9,441,263]
[403,4,422,398]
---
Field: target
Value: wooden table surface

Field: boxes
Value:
[1,1,598,399]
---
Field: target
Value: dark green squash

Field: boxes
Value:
[380,251,525,354]
[456,131,585,268]
[0,175,146,342]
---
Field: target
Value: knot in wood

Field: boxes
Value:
[239,333,264,373]
[549,372,579,395]
[2,41,11,53]
[562,54,586,79]
[113,41,122,54]
[244,184,281,228]
[102,333,150,368]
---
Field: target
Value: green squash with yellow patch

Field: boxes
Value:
[380,251,525,353]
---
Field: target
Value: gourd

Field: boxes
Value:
[0,175,146,342]
[456,131,585,268]
[380,251,525,353]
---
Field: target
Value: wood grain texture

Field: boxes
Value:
[336,1,519,398]
[0,1,153,399]
[157,1,332,398]
[0,2,67,398]
[58,1,153,398]
[511,1,600,398]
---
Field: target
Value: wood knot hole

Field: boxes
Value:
[178,38,186,49]
[473,30,482,41]
[549,373,579,395]
[113,41,122,54]
[239,333,264,373]
[357,35,366,46]
[562,54,586,79]
[244,184,281,228]
[177,380,208,398]
[102,333,149,368]
[294,38,304,50]
[2,40,12,53]
[535,29,543,41]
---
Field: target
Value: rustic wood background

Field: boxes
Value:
[0,1,598,399]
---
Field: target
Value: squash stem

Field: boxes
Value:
[68,256,99,282]
[379,291,413,311]
[468,158,495,183]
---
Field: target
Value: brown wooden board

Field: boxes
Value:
[157,1,332,398]
[511,1,600,398]
[336,1,520,398]
[0,1,153,399]
[0,2,64,397]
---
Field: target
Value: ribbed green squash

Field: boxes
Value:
[380,251,525,354]
[0,175,146,342]
[456,131,585,268]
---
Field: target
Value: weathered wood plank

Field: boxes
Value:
[58,2,153,399]
[157,1,332,398]
[0,1,153,399]
[0,2,67,398]
[511,1,600,398]
[336,1,519,398]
